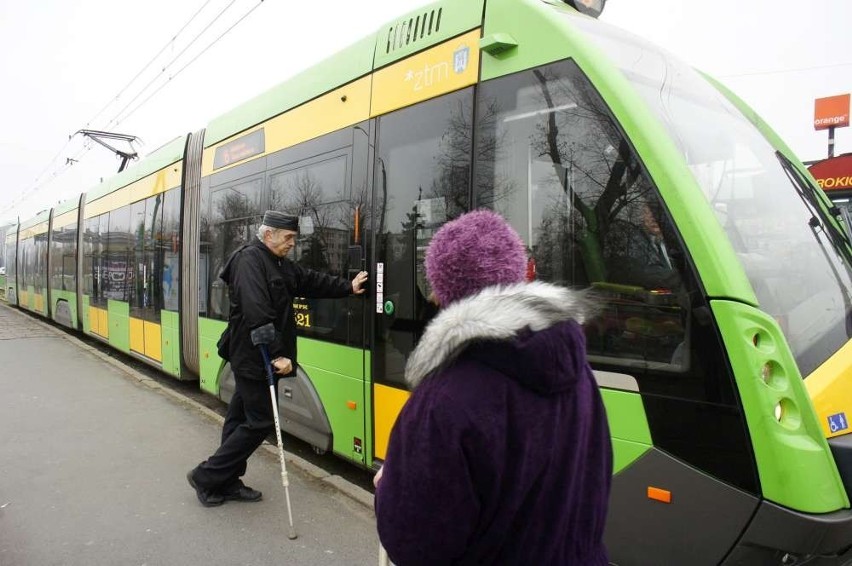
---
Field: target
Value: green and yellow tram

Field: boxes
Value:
[4,0,852,563]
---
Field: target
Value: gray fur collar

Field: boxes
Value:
[405,281,591,388]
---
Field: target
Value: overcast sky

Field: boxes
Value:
[1,0,849,224]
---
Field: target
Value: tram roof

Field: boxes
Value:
[53,194,81,217]
[19,209,50,230]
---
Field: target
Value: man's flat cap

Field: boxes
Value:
[262,211,299,231]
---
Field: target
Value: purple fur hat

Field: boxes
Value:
[425,210,527,306]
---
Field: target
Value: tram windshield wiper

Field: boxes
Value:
[776,150,852,266]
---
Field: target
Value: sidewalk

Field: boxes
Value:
[0,303,379,566]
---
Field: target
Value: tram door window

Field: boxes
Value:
[50,222,77,293]
[268,151,361,346]
[161,189,180,312]
[373,88,473,387]
[19,237,33,295]
[84,214,108,308]
[35,230,48,304]
[104,206,131,303]
[4,233,15,302]
[206,176,263,321]
[127,195,166,322]
[129,201,146,316]
[474,59,757,492]
[144,194,166,320]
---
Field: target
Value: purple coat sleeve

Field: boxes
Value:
[375,382,480,565]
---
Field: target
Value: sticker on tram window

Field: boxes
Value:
[828,412,849,434]
[293,300,312,329]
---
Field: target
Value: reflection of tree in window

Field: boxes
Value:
[208,178,263,320]
[475,60,688,369]
[530,68,649,284]
[268,156,354,341]
[475,99,518,210]
[214,185,257,254]
[269,159,348,276]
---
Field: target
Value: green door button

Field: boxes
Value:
[384,300,395,315]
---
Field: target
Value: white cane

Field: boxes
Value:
[251,323,297,540]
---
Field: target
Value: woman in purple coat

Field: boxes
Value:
[374,210,612,565]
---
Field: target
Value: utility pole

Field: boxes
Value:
[814,94,850,160]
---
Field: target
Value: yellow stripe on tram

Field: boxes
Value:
[805,338,852,438]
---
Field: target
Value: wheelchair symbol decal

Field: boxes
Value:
[828,412,848,433]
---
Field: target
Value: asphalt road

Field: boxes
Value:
[0,304,380,566]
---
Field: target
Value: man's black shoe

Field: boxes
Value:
[187,470,225,507]
[222,480,262,502]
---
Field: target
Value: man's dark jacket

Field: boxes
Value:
[219,238,352,379]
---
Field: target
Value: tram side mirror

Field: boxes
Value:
[562,0,606,18]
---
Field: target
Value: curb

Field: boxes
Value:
[0,303,376,512]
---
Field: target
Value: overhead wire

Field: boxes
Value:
[3,0,264,222]
[84,0,217,129]
[104,0,241,131]
[10,0,218,215]
[112,0,266,128]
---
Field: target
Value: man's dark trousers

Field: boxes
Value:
[192,373,277,489]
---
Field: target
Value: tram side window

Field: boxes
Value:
[474,60,691,376]
[207,176,263,321]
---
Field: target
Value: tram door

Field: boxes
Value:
[370,88,474,462]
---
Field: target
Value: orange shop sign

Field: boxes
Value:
[808,155,852,191]
[814,94,850,130]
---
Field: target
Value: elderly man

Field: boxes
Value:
[188,210,368,507]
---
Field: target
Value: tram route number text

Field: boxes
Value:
[293,302,312,329]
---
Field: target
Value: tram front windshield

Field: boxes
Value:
[576,16,852,377]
